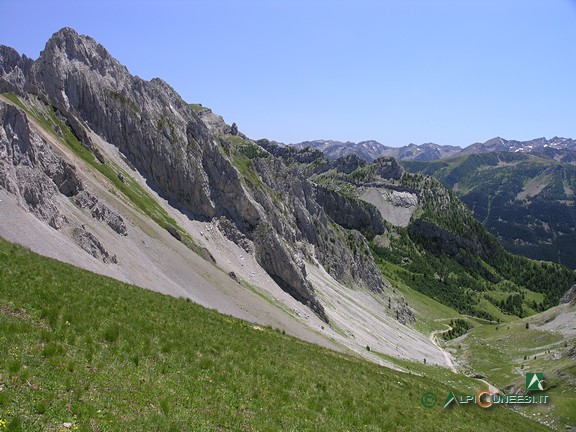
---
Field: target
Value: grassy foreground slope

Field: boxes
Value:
[0,239,549,431]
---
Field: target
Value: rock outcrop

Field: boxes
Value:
[251,155,385,292]
[75,190,127,236]
[254,223,327,322]
[0,100,81,228]
[331,154,367,174]
[559,285,576,306]
[73,227,117,264]
[315,228,386,293]
[217,216,252,253]
[0,99,126,264]
[257,139,325,165]
[315,186,385,236]
[0,46,33,95]
[372,157,404,180]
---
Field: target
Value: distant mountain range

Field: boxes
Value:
[288,136,576,164]
[288,140,462,162]
[459,137,576,163]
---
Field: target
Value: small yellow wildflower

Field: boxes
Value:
[0,419,7,429]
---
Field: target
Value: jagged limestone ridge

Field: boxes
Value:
[0,28,393,320]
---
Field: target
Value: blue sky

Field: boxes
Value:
[1,0,575,147]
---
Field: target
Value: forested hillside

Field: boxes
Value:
[403,152,576,268]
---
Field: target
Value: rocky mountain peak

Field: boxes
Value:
[42,27,115,70]
[30,28,130,107]
[484,136,504,145]
[45,27,87,52]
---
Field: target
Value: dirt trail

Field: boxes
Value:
[430,325,458,373]
[430,324,500,394]
[477,378,500,395]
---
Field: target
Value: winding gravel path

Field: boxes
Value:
[430,325,458,373]
[430,324,500,394]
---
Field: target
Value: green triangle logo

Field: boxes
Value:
[443,391,457,408]
[526,373,545,391]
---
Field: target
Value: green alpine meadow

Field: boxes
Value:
[0,239,553,431]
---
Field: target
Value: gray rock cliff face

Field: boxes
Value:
[0,99,127,264]
[0,28,393,319]
[24,29,268,234]
[254,223,327,321]
[0,100,80,228]
[315,228,386,293]
[315,186,386,236]
[252,156,385,293]
[372,157,404,180]
[27,29,218,220]
[0,46,33,95]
